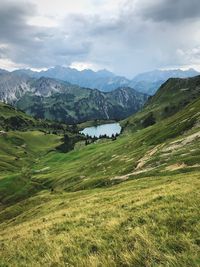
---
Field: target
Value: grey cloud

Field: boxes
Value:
[63,14,123,37]
[138,0,200,22]
[0,1,37,44]
[0,0,92,68]
[1,0,200,76]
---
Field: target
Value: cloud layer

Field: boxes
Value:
[1,0,200,77]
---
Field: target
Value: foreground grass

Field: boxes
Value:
[0,172,200,266]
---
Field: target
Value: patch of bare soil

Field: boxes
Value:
[135,144,163,170]
[162,131,200,152]
[165,163,187,171]
[111,166,157,181]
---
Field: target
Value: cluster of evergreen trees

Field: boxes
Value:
[85,133,119,145]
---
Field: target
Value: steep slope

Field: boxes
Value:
[0,86,200,266]
[130,68,199,95]
[123,75,200,131]
[1,82,200,197]
[0,72,31,103]
[18,96,200,191]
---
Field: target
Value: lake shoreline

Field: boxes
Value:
[77,119,118,130]
[80,123,122,138]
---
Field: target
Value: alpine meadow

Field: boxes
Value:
[0,0,200,267]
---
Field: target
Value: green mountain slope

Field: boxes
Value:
[122,75,200,131]
[0,101,77,134]
[0,77,200,266]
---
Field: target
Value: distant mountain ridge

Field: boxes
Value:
[129,68,200,95]
[13,66,129,92]
[12,66,200,94]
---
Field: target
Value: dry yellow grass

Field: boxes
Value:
[0,172,200,266]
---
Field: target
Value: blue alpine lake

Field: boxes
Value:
[80,123,121,138]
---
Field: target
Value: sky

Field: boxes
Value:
[1,0,200,77]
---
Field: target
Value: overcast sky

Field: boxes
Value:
[1,0,200,77]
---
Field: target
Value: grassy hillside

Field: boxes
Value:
[0,79,200,266]
[0,131,62,205]
[10,96,199,193]
[0,102,36,130]
[0,172,199,266]
[0,102,82,205]
[0,101,76,134]
[122,75,200,131]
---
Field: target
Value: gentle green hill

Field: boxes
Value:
[0,102,36,130]
[0,131,62,204]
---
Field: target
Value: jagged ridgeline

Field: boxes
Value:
[12,66,200,94]
[0,72,148,124]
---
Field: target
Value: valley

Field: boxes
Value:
[0,75,200,266]
[1,0,200,265]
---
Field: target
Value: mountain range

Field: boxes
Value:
[0,72,148,124]
[12,66,200,94]
[0,66,199,124]
[13,66,129,92]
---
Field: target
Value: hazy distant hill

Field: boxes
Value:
[13,66,130,92]
[129,68,200,95]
